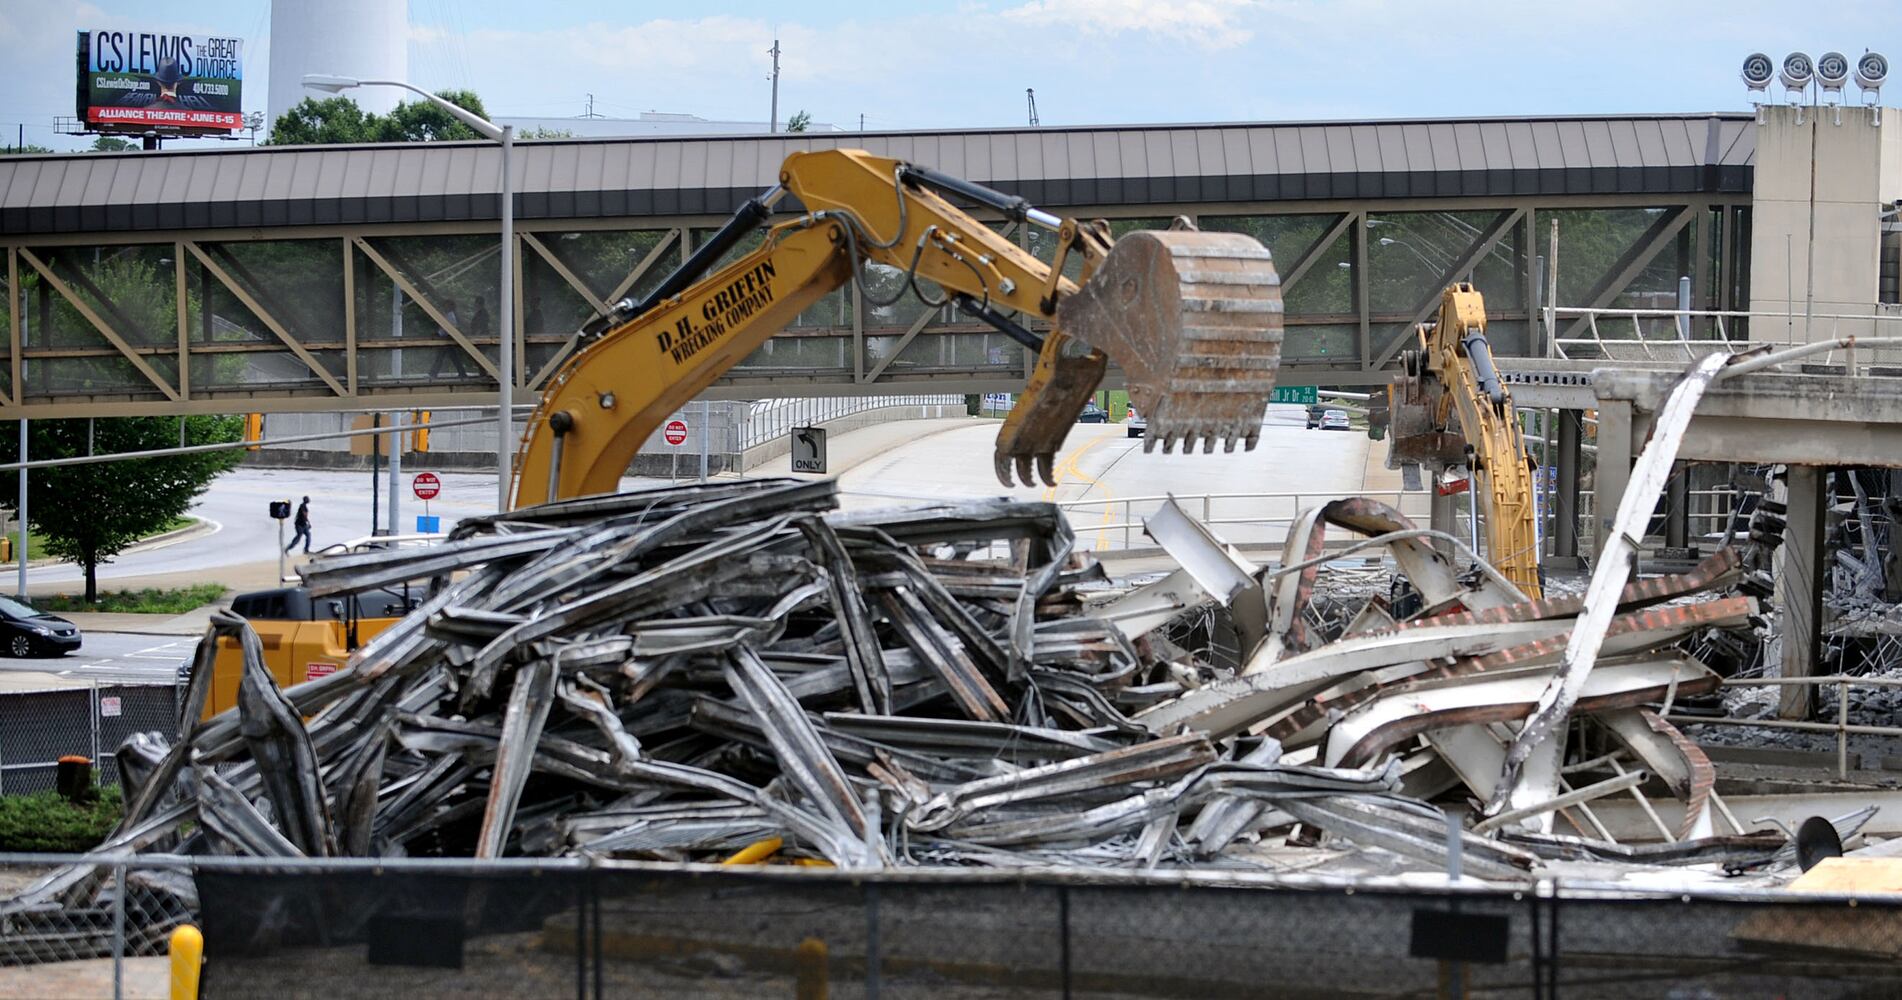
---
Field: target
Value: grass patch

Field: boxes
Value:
[9,516,195,562]
[0,786,123,853]
[34,583,229,615]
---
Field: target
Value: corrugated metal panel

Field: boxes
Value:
[78,159,117,206]
[1144,131,1176,180]
[0,115,1758,236]
[1504,123,1538,170]
[51,158,93,209]
[1190,129,1221,178]
[1632,119,1668,166]
[1478,123,1513,169]
[1658,119,1696,166]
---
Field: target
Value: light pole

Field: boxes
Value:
[1377,236,1451,274]
[303,74,515,511]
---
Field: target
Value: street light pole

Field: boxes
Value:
[301,74,515,511]
[497,123,514,511]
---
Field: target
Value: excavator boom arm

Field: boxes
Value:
[1389,284,1542,598]
[514,149,1285,506]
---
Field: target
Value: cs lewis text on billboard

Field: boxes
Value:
[77,29,243,132]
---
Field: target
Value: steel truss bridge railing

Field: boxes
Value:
[1547,305,1902,366]
[0,189,1746,421]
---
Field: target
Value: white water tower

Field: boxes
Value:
[267,0,408,128]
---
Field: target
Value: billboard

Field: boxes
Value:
[75,28,244,135]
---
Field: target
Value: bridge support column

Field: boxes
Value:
[1429,488,1458,560]
[1666,462,1690,550]
[1592,402,1633,571]
[1776,465,1827,720]
[1553,409,1581,566]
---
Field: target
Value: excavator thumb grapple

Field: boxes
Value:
[993,230,1285,486]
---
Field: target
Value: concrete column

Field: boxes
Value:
[1429,488,1457,560]
[1592,402,1633,565]
[1554,409,1581,563]
[1666,463,1690,550]
[1777,465,1828,720]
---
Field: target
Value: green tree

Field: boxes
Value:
[0,416,242,602]
[269,90,496,146]
[89,136,133,152]
[785,110,812,133]
[2,143,55,155]
[519,126,575,139]
[268,96,381,145]
[377,89,491,142]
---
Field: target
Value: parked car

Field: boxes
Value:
[0,596,82,657]
[1320,408,1352,431]
[1079,402,1109,423]
[1126,405,1147,438]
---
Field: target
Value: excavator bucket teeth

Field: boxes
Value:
[1065,231,1283,453]
[993,335,1109,487]
[992,230,1283,487]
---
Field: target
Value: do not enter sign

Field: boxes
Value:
[664,420,689,447]
[412,472,442,500]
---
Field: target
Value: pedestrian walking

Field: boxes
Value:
[285,495,313,554]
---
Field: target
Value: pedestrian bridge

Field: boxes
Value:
[0,113,1753,418]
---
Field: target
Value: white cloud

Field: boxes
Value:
[998,0,1257,48]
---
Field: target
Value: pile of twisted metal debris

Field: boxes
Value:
[9,464,1856,903]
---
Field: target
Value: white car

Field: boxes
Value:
[1320,409,1351,431]
[1126,406,1146,438]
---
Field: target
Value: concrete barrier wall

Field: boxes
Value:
[738,403,959,470]
[244,398,965,475]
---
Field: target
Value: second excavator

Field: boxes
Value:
[1385,283,1543,598]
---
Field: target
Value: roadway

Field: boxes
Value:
[0,632,193,686]
[19,467,502,597]
[835,404,1400,550]
[11,406,1397,602]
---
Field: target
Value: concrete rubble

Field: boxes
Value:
[2,449,1894,960]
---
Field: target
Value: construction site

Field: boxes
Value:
[9,27,1902,996]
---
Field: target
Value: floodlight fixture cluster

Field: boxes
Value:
[1744,50,1886,124]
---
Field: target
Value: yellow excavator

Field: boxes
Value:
[1385,283,1542,598]
[198,148,1287,717]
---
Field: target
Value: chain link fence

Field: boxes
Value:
[7,857,1902,997]
[0,683,177,794]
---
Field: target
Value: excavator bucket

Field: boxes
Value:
[994,230,1284,486]
[1385,365,1466,472]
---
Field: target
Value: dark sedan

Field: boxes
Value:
[0,596,82,657]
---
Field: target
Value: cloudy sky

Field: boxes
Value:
[6,0,1900,150]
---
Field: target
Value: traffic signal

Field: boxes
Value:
[409,411,430,454]
[243,413,264,450]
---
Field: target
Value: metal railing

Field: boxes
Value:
[1548,305,1902,365]
[1055,483,1754,559]
[1057,491,1433,551]
[738,394,963,451]
[1666,675,1902,781]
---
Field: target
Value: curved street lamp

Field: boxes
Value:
[303,74,516,511]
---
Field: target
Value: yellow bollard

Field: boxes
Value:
[794,936,828,1000]
[169,924,203,1000]
[719,836,783,866]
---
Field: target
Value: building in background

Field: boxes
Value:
[495,111,845,138]
[267,0,408,125]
